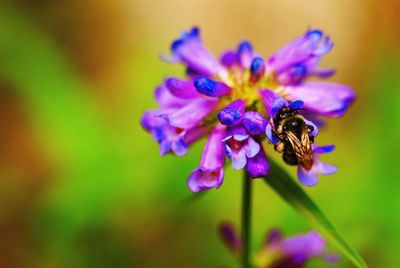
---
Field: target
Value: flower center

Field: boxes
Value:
[226,138,243,151]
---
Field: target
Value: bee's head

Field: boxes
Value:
[283,117,306,131]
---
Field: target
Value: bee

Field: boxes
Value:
[272,107,315,170]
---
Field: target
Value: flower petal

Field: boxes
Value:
[314,158,338,175]
[249,57,265,84]
[171,136,188,156]
[154,86,187,108]
[167,99,217,129]
[242,111,267,135]
[218,223,242,255]
[297,166,319,186]
[313,144,335,155]
[281,231,326,258]
[283,82,356,118]
[246,149,269,178]
[266,229,283,245]
[187,126,226,192]
[141,110,165,132]
[265,123,280,145]
[259,89,286,118]
[187,167,224,192]
[169,27,228,80]
[231,125,249,141]
[267,29,333,75]
[243,137,260,158]
[218,99,246,126]
[165,77,201,99]
[199,126,226,171]
[304,119,319,137]
[220,50,238,68]
[232,149,247,170]
[194,77,232,97]
[288,100,304,109]
[237,40,257,68]
[159,139,170,156]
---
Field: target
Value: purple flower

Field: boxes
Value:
[259,229,334,268]
[246,147,269,178]
[223,125,260,170]
[218,99,246,126]
[297,144,338,186]
[187,126,226,192]
[218,224,337,268]
[141,109,206,156]
[267,29,334,85]
[142,26,355,191]
[279,82,356,118]
[164,27,229,81]
[218,222,242,256]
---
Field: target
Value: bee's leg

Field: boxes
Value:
[306,124,314,133]
[274,141,285,153]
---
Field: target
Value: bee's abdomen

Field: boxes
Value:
[282,143,301,166]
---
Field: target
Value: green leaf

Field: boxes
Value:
[264,158,368,268]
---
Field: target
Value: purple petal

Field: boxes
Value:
[243,137,260,158]
[159,140,170,156]
[218,99,246,126]
[187,167,224,192]
[224,143,233,158]
[165,77,201,99]
[218,222,242,255]
[194,77,232,97]
[171,136,188,156]
[154,86,187,108]
[271,98,288,117]
[169,27,228,80]
[237,40,256,68]
[267,29,333,75]
[297,166,319,186]
[246,149,269,178]
[283,82,356,118]
[167,99,217,129]
[276,64,308,85]
[281,231,326,258]
[187,126,226,192]
[288,100,304,109]
[259,89,286,117]
[313,144,335,155]
[266,229,283,245]
[325,254,340,264]
[314,158,338,175]
[242,111,267,135]
[141,110,165,132]
[199,126,226,171]
[265,123,280,145]
[312,68,336,78]
[304,119,319,137]
[184,126,207,145]
[220,50,238,68]
[231,125,249,141]
[232,149,247,170]
[249,57,265,84]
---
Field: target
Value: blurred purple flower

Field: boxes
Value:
[142,27,355,191]
[218,223,338,268]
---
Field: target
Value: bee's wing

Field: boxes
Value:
[286,129,312,159]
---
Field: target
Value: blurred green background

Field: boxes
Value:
[0,0,399,267]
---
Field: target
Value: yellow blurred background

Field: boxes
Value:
[0,0,399,267]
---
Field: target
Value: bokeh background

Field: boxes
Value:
[0,0,399,267]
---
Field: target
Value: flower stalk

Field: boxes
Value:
[242,171,252,268]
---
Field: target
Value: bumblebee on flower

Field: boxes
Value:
[141,26,355,192]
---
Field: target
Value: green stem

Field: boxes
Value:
[241,171,252,268]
